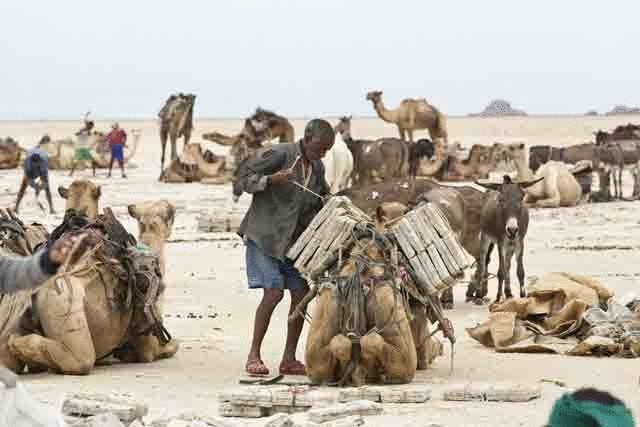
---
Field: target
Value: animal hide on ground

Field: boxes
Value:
[466,272,639,357]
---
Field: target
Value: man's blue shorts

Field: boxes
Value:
[245,239,306,291]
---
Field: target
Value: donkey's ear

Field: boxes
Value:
[519,177,544,189]
[474,179,502,191]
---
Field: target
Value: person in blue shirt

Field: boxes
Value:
[15,148,55,214]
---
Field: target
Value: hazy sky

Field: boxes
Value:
[1,0,638,119]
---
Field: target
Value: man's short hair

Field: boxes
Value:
[304,119,335,142]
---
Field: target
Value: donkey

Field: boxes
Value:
[475,175,543,302]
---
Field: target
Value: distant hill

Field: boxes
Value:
[470,100,527,117]
[584,110,599,116]
[605,105,640,115]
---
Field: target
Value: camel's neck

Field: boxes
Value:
[141,235,167,277]
[373,99,397,124]
[512,155,535,181]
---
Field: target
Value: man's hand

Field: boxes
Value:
[269,169,294,185]
[48,235,77,266]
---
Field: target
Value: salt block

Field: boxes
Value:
[337,387,380,403]
[220,402,269,418]
[442,383,541,402]
[76,413,125,427]
[308,389,339,407]
[271,386,312,407]
[306,400,382,424]
[218,387,273,407]
[62,393,148,424]
[270,405,309,415]
[375,385,432,403]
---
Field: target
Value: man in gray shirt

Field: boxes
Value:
[237,119,334,377]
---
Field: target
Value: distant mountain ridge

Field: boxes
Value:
[470,99,527,117]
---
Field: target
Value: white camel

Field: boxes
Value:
[505,143,582,207]
[322,130,354,193]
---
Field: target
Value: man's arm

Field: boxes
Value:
[0,248,58,294]
[237,149,288,194]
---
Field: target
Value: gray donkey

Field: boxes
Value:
[475,175,543,302]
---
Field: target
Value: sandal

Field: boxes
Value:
[245,359,269,377]
[279,360,306,376]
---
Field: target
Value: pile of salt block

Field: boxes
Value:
[60,383,541,427]
[196,207,246,233]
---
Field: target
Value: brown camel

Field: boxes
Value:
[335,116,433,185]
[159,143,226,184]
[528,143,594,172]
[305,234,417,386]
[445,143,507,181]
[128,200,176,277]
[58,180,102,219]
[158,93,196,177]
[366,90,448,144]
[248,107,295,142]
[4,213,177,375]
[0,138,24,169]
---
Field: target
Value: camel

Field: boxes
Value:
[321,120,354,193]
[128,200,176,277]
[366,90,448,144]
[58,180,102,219]
[504,143,582,208]
[0,138,24,169]
[248,107,295,142]
[445,143,507,181]
[37,130,140,170]
[528,143,594,172]
[159,93,196,177]
[159,143,227,184]
[2,209,178,375]
[305,231,417,386]
[334,116,415,186]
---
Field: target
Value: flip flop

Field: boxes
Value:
[245,359,269,377]
[279,360,306,376]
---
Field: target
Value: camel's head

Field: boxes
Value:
[249,107,277,133]
[58,180,102,219]
[128,200,176,247]
[503,142,527,164]
[366,91,383,103]
[593,130,609,145]
[335,116,352,139]
[375,202,409,232]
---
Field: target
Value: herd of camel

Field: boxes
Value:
[156,92,640,207]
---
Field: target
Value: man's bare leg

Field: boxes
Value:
[120,160,126,178]
[44,185,55,214]
[108,157,114,178]
[282,287,308,363]
[14,176,28,214]
[247,289,284,365]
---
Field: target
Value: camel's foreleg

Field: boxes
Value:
[8,279,96,375]
[360,331,416,384]
[170,132,179,162]
[304,333,344,385]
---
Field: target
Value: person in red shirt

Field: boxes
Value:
[104,122,127,178]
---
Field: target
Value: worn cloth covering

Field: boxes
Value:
[467,272,637,356]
